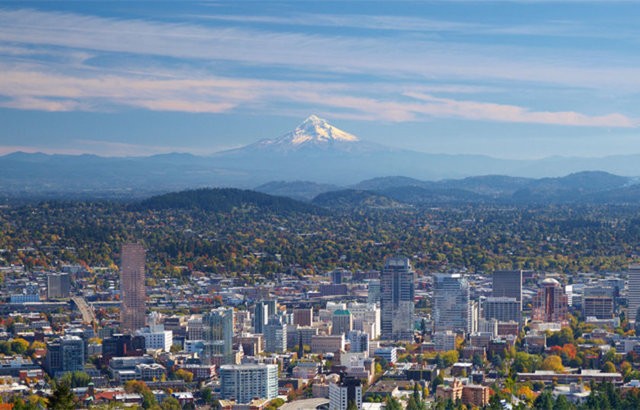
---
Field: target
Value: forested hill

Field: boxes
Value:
[138,188,319,214]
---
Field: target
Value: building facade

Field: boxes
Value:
[202,307,235,365]
[293,308,313,326]
[254,300,277,334]
[332,310,353,336]
[347,330,369,354]
[45,335,85,376]
[135,325,173,352]
[532,278,569,325]
[433,273,471,333]
[329,377,362,410]
[380,257,415,340]
[483,297,522,324]
[219,364,278,404]
[629,265,640,323]
[120,243,147,333]
[264,315,287,353]
[47,273,71,299]
[492,270,522,306]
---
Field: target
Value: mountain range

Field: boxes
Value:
[3,115,640,199]
[135,171,640,214]
[254,171,640,207]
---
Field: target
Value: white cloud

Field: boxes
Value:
[0,63,634,128]
[0,7,637,128]
[1,8,640,92]
[404,92,636,127]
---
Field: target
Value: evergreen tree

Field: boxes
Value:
[385,396,402,410]
[533,390,553,410]
[47,382,75,410]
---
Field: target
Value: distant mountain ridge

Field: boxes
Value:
[257,171,640,207]
[311,189,407,210]
[254,181,339,201]
[3,115,640,195]
[139,188,318,214]
[136,171,640,213]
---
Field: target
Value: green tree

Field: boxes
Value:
[11,338,30,355]
[201,387,213,404]
[47,382,75,410]
[472,352,484,367]
[602,361,617,373]
[554,394,573,410]
[441,350,459,367]
[541,356,564,372]
[59,370,91,388]
[385,396,402,410]
[533,390,553,410]
[432,371,445,392]
[161,397,182,410]
[174,368,194,382]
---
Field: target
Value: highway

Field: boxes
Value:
[72,296,97,325]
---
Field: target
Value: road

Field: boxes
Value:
[72,296,97,325]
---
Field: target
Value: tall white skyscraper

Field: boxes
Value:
[380,256,415,340]
[628,265,640,323]
[433,273,471,334]
[120,243,146,333]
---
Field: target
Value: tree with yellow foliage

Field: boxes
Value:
[541,355,564,373]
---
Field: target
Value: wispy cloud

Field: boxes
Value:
[0,64,257,113]
[1,8,640,92]
[0,7,637,130]
[0,63,634,128]
[404,92,636,127]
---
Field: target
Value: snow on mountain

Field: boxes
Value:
[246,115,360,151]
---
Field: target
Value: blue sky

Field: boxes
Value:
[1,1,639,159]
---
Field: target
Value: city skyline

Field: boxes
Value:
[1,1,640,159]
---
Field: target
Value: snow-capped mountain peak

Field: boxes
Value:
[248,115,360,151]
[287,115,360,145]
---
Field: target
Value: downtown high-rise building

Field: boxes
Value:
[254,299,277,334]
[492,270,522,308]
[331,310,353,336]
[433,273,472,334]
[628,265,640,323]
[347,330,369,354]
[380,256,415,340]
[203,307,235,365]
[532,278,569,325]
[120,243,147,333]
[482,297,522,324]
[264,315,287,353]
[367,279,381,305]
[45,335,85,377]
[47,272,71,299]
